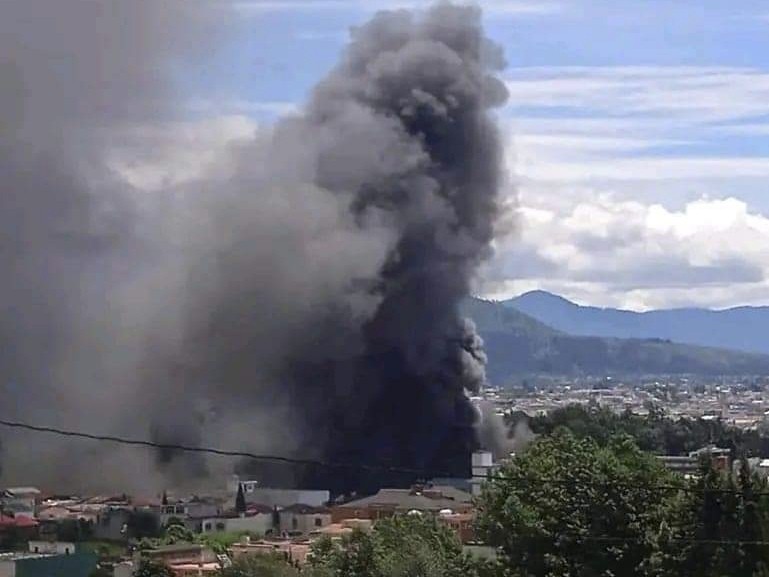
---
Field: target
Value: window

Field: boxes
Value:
[292,518,298,530]
[216,522,225,531]
[314,518,323,527]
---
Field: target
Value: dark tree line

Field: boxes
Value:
[514,403,769,458]
[476,430,769,577]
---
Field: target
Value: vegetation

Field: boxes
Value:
[477,428,769,577]
[219,554,300,577]
[518,403,769,457]
[477,430,678,577]
[197,531,259,555]
[308,516,489,577]
[236,483,247,515]
[135,559,174,577]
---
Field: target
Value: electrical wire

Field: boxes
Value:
[0,417,767,497]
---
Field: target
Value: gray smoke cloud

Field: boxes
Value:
[0,0,229,491]
[0,1,508,495]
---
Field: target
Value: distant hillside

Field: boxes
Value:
[462,298,769,384]
[506,290,769,355]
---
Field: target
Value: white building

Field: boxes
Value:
[1,487,40,518]
[199,508,274,536]
[27,541,76,555]
[227,478,329,508]
[470,451,499,497]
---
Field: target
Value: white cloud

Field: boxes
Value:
[481,191,769,310]
[505,66,769,122]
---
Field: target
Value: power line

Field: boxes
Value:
[7,418,769,548]
[0,418,419,474]
[0,418,445,477]
[1,417,769,497]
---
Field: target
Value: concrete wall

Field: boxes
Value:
[27,542,75,555]
[6,553,97,577]
[199,514,274,536]
[244,489,329,508]
[0,560,15,577]
[278,512,332,535]
[113,562,134,577]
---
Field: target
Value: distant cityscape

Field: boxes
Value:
[480,376,769,431]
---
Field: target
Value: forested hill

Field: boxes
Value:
[507,290,769,355]
[462,298,769,383]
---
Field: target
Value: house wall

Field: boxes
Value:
[161,503,221,527]
[142,547,217,566]
[1,498,35,518]
[0,560,15,577]
[27,542,75,555]
[198,514,273,535]
[332,507,393,523]
[243,489,329,508]
[225,515,274,535]
[113,562,134,577]
[278,512,331,535]
[12,553,97,577]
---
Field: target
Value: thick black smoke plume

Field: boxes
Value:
[0,1,508,494]
[158,3,509,492]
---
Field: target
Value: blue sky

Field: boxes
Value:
[164,0,769,310]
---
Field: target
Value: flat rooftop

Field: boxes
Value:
[0,552,58,562]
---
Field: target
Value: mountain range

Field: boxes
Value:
[462,297,769,384]
[505,291,769,355]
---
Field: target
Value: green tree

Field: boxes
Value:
[135,559,174,577]
[236,483,247,515]
[476,430,679,577]
[163,517,194,544]
[219,554,299,577]
[672,459,769,577]
[309,516,483,577]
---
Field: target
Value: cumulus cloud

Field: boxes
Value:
[481,194,769,310]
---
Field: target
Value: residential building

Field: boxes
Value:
[0,550,96,577]
[471,452,498,497]
[658,446,732,476]
[277,505,332,536]
[658,455,700,475]
[138,544,217,568]
[0,514,39,546]
[234,485,329,509]
[230,536,310,566]
[438,511,476,544]
[27,541,76,555]
[332,484,473,523]
[199,505,275,535]
[0,488,41,518]
[160,497,222,526]
[311,519,373,540]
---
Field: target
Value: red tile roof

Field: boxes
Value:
[0,514,39,528]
